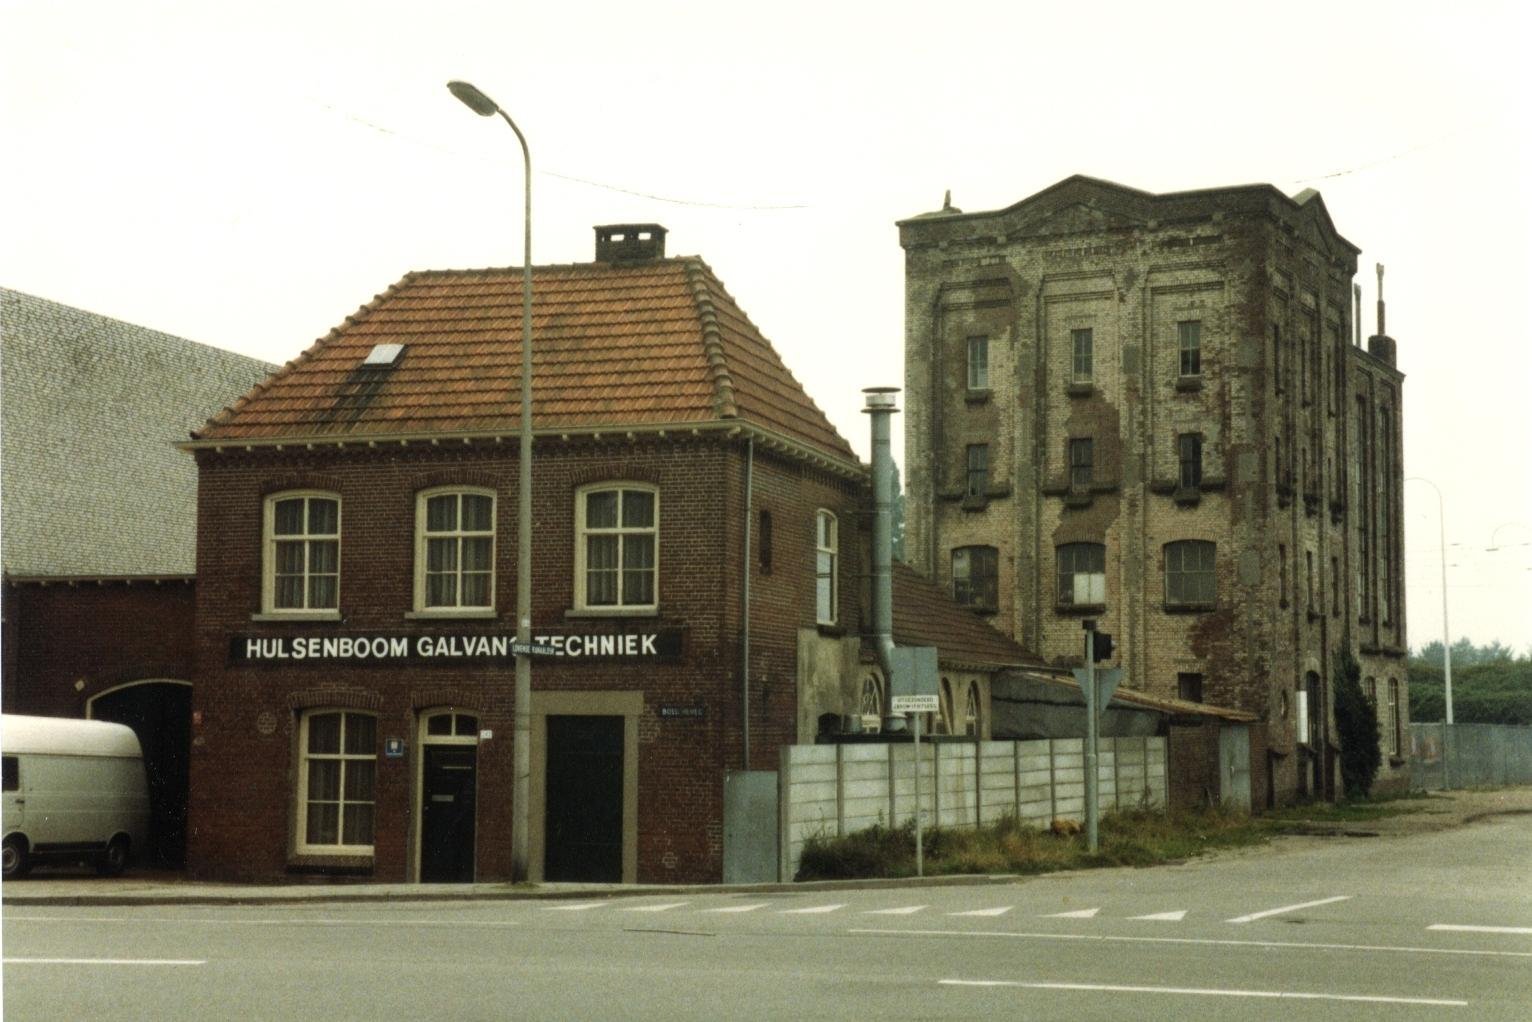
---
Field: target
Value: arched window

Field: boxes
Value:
[297,710,376,854]
[938,678,955,736]
[415,487,495,612]
[1164,540,1216,607]
[576,484,658,611]
[964,683,981,738]
[264,492,340,614]
[951,545,998,610]
[1056,542,1105,606]
[859,674,884,732]
[1387,678,1401,757]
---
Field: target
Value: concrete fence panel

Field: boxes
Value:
[1411,723,1532,790]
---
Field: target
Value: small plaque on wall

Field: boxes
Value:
[659,705,705,719]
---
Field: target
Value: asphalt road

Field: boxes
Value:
[4,815,1530,1020]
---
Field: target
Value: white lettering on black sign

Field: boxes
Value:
[230,631,680,665]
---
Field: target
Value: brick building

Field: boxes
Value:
[898,177,1409,806]
[1,288,274,866]
[183,226,966,884]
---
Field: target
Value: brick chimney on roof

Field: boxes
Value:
[594,224,667,263]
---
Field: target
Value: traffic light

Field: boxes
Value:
[1091,630,1114,663]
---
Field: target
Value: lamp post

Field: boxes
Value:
[448,79,534,882]
[1406,477,1452,725]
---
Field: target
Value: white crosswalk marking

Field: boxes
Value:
[1045,908,1100,918]
[623,902,689,913]
[949,906,1013,918]
[704,903,769,914]
[542,902,606,912]
[1130,910,1188,921]
[866,905,927,915]
[1227,896,1350,924]
[780,904,845,915]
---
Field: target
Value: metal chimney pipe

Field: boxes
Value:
[863,387,901,731]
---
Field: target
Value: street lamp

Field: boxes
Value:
[448,79,534,882]
[1406,477,1453,725]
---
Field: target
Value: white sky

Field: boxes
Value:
[3,0,1529,653]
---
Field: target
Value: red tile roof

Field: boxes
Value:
[194,258,856,463]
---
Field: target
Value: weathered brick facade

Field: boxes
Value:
[900,177,1409,806]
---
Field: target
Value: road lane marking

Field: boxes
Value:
[703,903,769,913]
[541,902,607,911]
[1227,895,1350,923]
[780,904,845,915]
[949,906,1012,917]
[4,957,205,967]
[849,927,1532,959]
[939,978,1466,1006]
[1130,910,1188,921]
[622,902,690,913]
[1430,924,1532,935]
[1045,908,1099,918]
[865,905,926,915]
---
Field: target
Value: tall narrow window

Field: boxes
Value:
[416,488,495,611]
[297,710,376,854]
[964,684,981,737]
[758,510,773,575]
[1331,555,1341,617]
[1071,327,1094,383]
[577,484,658,610]
[1306,550,1316,610]
[265,492,340,614]
[1057,542,1106,606]
[1274,434,1284,486]
[1178,320,1202,377]
[1165,541,1216,607]
[1068,438,1094,489]
[938,678,955,736]
[1387,678,1400,756]
[1272,323,1284,393]
[815,510,838,625]
[966,335,989,391]
[1279,544,1289,607]
[952,545,998,610]
[965,443,989,499]
[1177,433,1203,491]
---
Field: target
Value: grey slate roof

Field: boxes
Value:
[1,289,275,576]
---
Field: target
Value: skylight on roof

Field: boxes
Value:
[363,343,405,366]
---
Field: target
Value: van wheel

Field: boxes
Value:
[2,836,29,879]
[98,835,130,877]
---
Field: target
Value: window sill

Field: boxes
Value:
[1163,602,1215,614]
[1066,382,1095,398]
[964,388,992,405]
[1172,487,1201,507]
[1389,756,1406,768]
[1062,490,1094,509]
[1055,603,1106,616]
[1307,609,1323,622]
[1176,376,1204,393]
[816,623,846,638]
[287,852,374,871]
[405,609,499,620]
[565,607,659,620]
[251,611,342,623]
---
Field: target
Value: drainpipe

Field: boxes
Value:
[863,387,900,731]
[741,436,754,769]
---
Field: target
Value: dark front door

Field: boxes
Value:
[91,683,191,868]
[420,745,477,882]
[544,715,624,882]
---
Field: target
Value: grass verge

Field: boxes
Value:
[794,795,1432,881]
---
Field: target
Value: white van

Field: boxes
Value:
[2,714,150,878]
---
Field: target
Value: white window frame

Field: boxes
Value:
[1057,542,1106,606]
[262,491,341,617]
[964,683,981,738]
[1178,319,1203,377]
[414,487,497,615]
[815,509,838,625]
[574,483,659,613]
[296,710,376,856]
[938,678,955,736]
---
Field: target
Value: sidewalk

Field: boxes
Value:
[6,787,1529,909]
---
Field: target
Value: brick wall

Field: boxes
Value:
[188,433,863,882]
